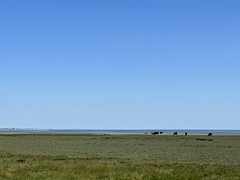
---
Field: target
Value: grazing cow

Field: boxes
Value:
[159,131,163,135]
[208,133,212,136]
[185,132,187,136]
[151,132,159,135]
[173,132,178,135]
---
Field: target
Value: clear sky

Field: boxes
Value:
[0,0,239,129]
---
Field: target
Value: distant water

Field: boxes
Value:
[0,129,240,135]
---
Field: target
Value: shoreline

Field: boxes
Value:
[1,129,240,135]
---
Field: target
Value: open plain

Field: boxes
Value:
[0,134,240,179]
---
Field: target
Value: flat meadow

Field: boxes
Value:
[0,134,240,179]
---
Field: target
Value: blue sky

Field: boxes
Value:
[0,0,239,129]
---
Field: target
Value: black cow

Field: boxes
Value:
[159,131,163,134]
[185,132,188,136]
[151,132,159,135]
[173,132,178,135]
[208,133,212,136]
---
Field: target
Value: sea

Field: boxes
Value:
[0,129,240,135]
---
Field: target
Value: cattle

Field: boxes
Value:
[185,132,188,136]
[159,131,163,134]
[173,132,178,135]
[208,133,212,136]
[151,132,159,135]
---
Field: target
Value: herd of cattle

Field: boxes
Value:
[147,131,213,136]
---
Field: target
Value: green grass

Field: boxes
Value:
[0,134,240,179]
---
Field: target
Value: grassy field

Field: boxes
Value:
[0,134,240,179]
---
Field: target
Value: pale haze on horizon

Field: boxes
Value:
[0,1,239,129]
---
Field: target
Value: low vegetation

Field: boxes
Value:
[0,134,240,179]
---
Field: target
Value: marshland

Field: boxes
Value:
[0,134,240,179]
